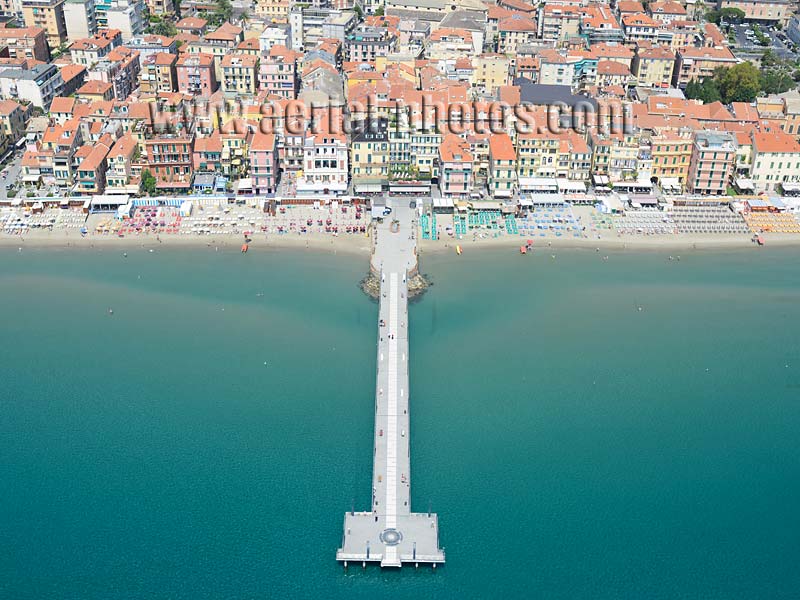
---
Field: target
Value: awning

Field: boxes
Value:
[557,180,587,193]
[602,195,624,212]
[433,197,454,208]
[660,177,681,192]
[356,183,383,193]
[469,201,502,210]
[519,177,558,192]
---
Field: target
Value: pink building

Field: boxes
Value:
[438,134,473,201]
[259,45,300,99]
[175,53,217,96]
[250,131,278,194]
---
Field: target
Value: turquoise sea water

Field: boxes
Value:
[1,246,799,599]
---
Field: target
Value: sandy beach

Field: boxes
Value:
[2,202,799,255]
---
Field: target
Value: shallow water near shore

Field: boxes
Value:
[1,246,799,599]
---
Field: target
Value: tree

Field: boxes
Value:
[212,0,233,24]
[716,63,761,103]
[707,7,745,24]
[685,77,721,103]
[374,6,384,16]
[719,7,745,24]
[353,4,363,18]
[149,20,177,36]
[141,169,157,195]
[761,49,779,68]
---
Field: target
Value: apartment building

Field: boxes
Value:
[750,130,800,192]
[139,51,176,94]
[259,44,300,99]
[70,28,122,66]
[144,132,193,187]
[22,0,68,48]
[687,130,736,195]
[105,133,139,193]
[250,131,278,195]
[64,0,97,41]
[0,24,49,62]
[438,133,472,201]
[220,53,258,96]
[632,45,676,88]
[488,132,516,199]
[0,62,63,108]
[175,52,217,96]
[673,47,737,88]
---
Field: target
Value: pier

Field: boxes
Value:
[337,200,445,568]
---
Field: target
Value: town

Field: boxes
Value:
[2,0,800,242]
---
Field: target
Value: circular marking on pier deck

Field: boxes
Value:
[380,528,403,546]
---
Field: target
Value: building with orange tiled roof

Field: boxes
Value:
[538,4,582,43]
[581,5,623,45]
[70,29,123,65]
[76,79,114,101]
[497,14,537,53]
[488,132,517,198]
[220,53,259,96]
[250,131,278,194]
[647,1,687,25]
[176,17,207,36]
[632,44,675,88]
[616,1,645,18]
[140,52,177,95]
[674,46,737,87]
[175,53,218,96]
[438,133,473,201]
[0,24,49,62]
[259,45,300,99]
[621,13,660,46]
[75,135,111,194]
[105,133,140,194]
[750,129,800,192]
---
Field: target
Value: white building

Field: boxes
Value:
[0,63,64,108]
[106,0,145,41]
[259,25,289,54]
[64,0,97,41]
[296,129,349,194]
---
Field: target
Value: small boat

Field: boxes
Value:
[519,245,527,255]
[241,243,249,253]
[757,235,765,246]
[456,245,462,255]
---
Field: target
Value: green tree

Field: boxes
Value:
[719,7,745,24]
[149,20,177,36]
[716,63,761,103]
[761,49,778,68]
[374,6,384,16]
[212,0,233,24]
[141,169,157,195]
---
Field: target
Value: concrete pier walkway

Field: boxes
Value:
[337,201,445,568]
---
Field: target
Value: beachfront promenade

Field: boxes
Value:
[337,201,445,568]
